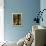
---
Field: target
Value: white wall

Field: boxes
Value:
[0,0,4,42]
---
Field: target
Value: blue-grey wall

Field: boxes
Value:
[40,0,46,27]
[4,0,40,42]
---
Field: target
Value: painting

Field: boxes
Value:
[12,13,22,26]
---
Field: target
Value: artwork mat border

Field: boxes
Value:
[12,12,23,27]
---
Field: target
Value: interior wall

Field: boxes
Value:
[40,0,46,26]
[4,0,40,42]
[40,0,46,45]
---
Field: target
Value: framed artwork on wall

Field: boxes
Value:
[12,13,22,26]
